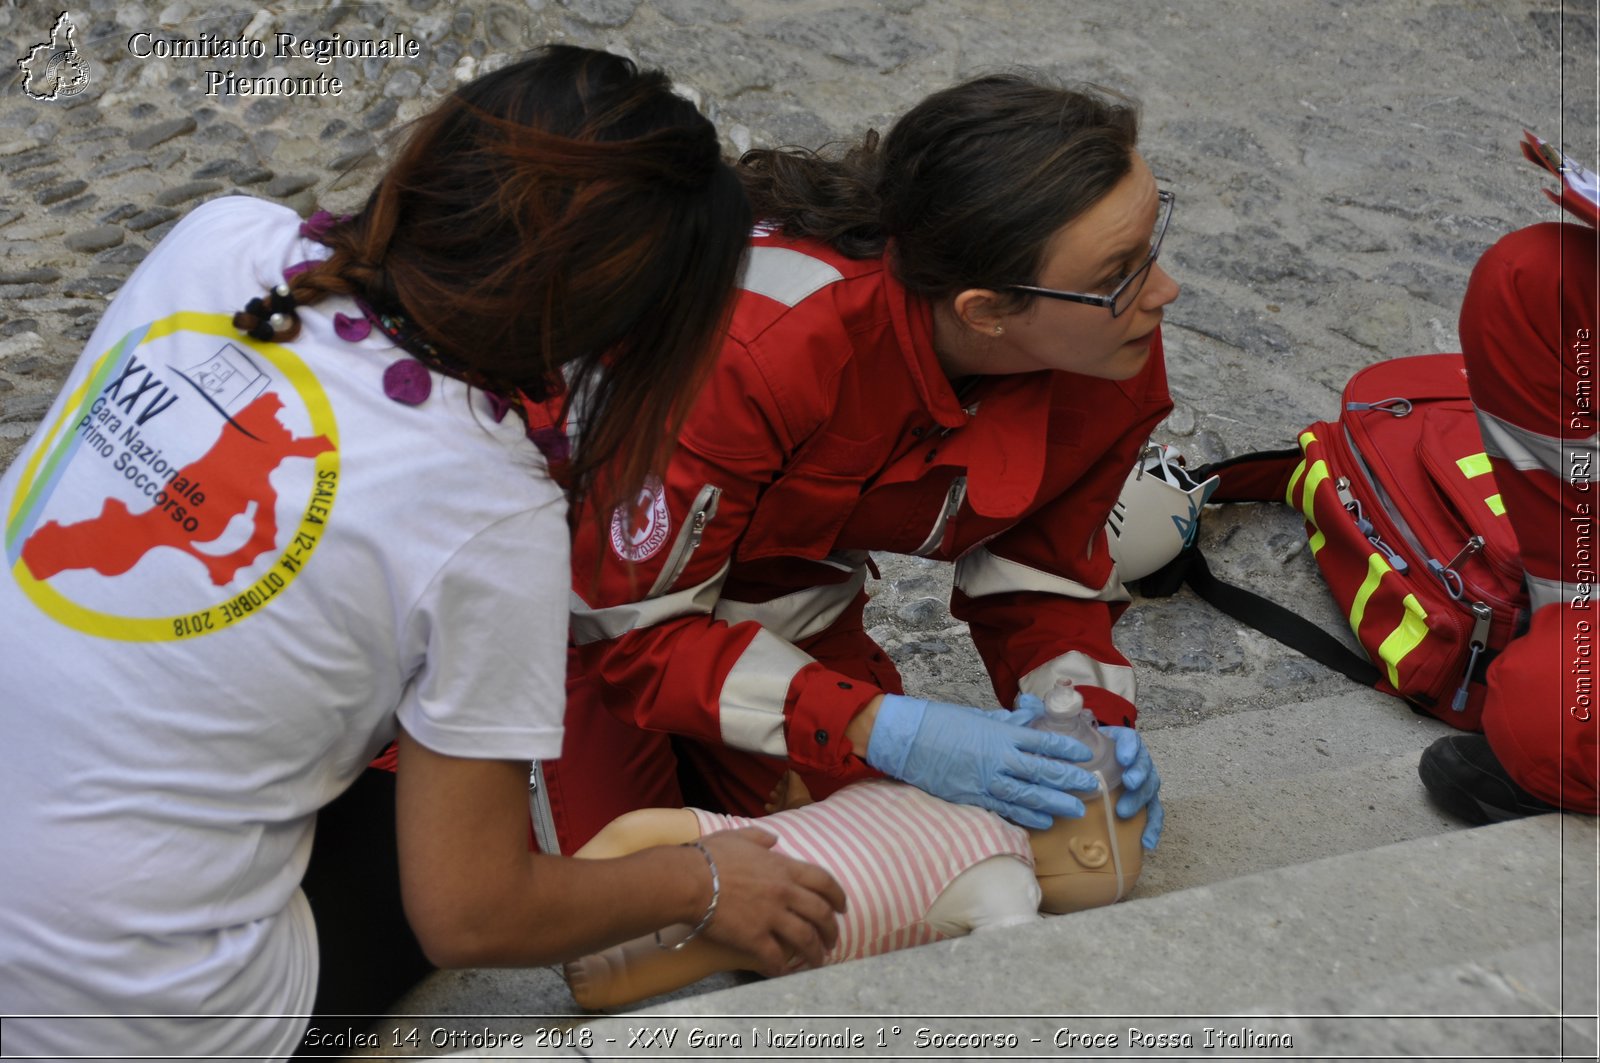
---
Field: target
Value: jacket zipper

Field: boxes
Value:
[646,484,722,598]
[913,476,967,557]
[538,485,723,852]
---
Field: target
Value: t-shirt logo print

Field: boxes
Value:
[4,315,340,641]
[23,390,332,586]
[181,344,270,411]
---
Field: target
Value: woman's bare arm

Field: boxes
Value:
[393,727,846,974]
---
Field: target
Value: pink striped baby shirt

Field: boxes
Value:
[691,780,1033,964]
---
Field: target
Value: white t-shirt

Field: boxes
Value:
[0,197,568,1058]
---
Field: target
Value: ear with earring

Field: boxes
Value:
[992,325,1004,336]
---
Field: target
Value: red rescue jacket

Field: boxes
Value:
[569,232,1173,780]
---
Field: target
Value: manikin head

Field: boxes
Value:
[1024,678,1146,913]
[1028,801,1147,914]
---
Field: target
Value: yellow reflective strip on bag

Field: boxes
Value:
[1376,594,1430,688]
[1452,451,1510,518]
[1456,452,1493,479]
[1286,458,1308,507]
[1300,458,1331,555]
[1348,551,1393,634]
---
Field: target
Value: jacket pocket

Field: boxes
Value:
[739,429,882,563]
[740,470,867,563]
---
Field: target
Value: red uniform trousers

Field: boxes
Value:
[1460,221,1599,812]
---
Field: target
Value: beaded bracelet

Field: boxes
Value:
[656,841,720,951]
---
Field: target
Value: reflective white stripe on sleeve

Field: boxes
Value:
[954,547,1130,603]
[1476,407,1597,476]
[719,628,816,756]
[1019,652,1137,704]
[1528,572,1591,613]
[739,246,845,307]
[713,565,868,643]
[569,561,731,646]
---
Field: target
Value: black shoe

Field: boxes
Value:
[1418,734,1562,825]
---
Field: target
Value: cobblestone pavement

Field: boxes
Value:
[7,0,1591,725]
[0,2,1590,689]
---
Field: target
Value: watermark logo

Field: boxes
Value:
[18,11,91,101]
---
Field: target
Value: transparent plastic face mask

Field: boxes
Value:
[1027,681,1143,912]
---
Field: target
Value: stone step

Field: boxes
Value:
[423,816,1595,1061]
[1141,687,1460,796]
[369,689,1482,1042]
[1138,749,1466,897]
[1136,687,1468,896]
[680,813,1594,1011]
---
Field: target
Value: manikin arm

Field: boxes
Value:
[924,856,1042,936]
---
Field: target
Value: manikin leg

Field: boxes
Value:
[563,808,753,1011]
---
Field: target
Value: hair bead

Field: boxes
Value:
[234,284,302,343]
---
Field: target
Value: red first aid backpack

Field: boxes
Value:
[1143,353,1529,729]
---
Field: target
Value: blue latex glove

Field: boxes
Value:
[864,694,1099,830]
[1101,725,1164,851]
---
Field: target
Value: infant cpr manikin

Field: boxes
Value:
[562,681,1145,1010]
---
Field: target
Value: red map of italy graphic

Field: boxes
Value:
[22,393,334,586]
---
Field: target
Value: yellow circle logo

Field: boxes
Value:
[4,313,339,641]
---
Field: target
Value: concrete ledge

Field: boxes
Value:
[1138,750,1465,896]
[1141,689,1459,795]
[1137,690,1467,896]
[418,815,1596,1060]
[373,691,1521,1044]
[640,814,1596,1016]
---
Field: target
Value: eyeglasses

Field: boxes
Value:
[1003,190,1175,318]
